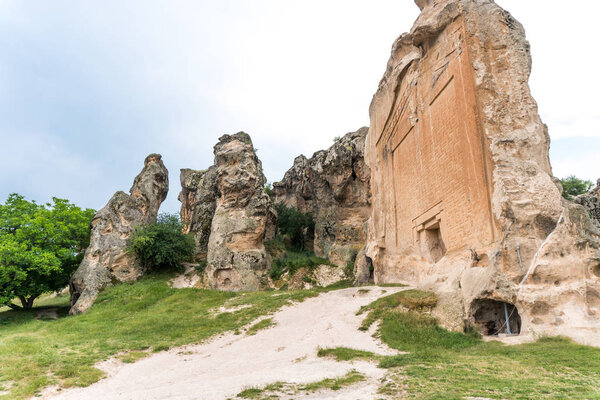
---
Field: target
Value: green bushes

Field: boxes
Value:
[561,175,594,199]
[274,204,314,251]
[128,214,194,272]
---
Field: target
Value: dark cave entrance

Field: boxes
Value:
[471,299,521,336]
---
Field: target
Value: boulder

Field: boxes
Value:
[274,128,371,267]
[69,154,168,314]
[364,0,600,343]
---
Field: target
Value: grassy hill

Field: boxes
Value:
[0,274,326,399]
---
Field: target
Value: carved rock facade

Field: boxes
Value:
[365,0,600,344]
[274,128,371,267]
[179,133,276,291]
[69,154,169,314]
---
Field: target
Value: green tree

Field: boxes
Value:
[0,194,95,309]
[274,204,315,251]
[128,213,194,272]
[561,175,594,199]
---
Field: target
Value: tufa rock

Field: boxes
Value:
[178,167,218,261]
[274,128,371,268]
[364,0,600,344]
[575,179,600,227]
[180,132,276,291]
[69,154,168,314]
[414,0,434,11]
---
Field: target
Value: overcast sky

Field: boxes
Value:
[0,0,599,213]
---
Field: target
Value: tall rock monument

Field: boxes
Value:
[69,154,169,314]
[365,0,600,343]
[179,132,276,291]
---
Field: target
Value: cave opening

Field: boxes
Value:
[471,299,521,336]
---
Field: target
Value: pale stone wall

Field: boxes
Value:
[365,0,600,343]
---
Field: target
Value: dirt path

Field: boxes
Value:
[44,286,407,400]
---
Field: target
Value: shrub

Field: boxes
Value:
[274,204,314,251]
[561,175,594,199]
[128,214,194,272]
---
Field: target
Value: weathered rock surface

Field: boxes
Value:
[180,132,276,291]
[575,179,600,227]
[274,128,371,267]
[178,167,218,261]
[364,0,600,344]
[69,154,168,314]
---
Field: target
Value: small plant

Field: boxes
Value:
[195,260,207,275]
[264,183,274,199]
[128,213,195,272]
[561,175,594,199]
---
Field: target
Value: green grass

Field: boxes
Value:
[236,370,365,398]
[357,289,437,331]
[298,369,365,391]
[359,291,600,399]
[317,347,381,362]
[0,273,326,399]
[246,318,275,335]
[269,251,334,281]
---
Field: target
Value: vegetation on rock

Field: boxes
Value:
[0,194,95,310]
[273,204,314,251]
[127,213,194,272]
[561,175,594,199]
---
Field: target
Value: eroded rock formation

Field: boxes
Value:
[365,0,600,344]
[575,180,600,227]
[274,128,371,268]
[180,132,276,291]
[69,154,168,314]
[178,167,218,261]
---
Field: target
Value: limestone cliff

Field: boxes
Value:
[274,128,371,268]
[69,154,169,314]
[179,132,276,291]
[365,0,600,344]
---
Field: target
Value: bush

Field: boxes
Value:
[128,214,194,272]
[274,204,314,251]
[561,175,594,199]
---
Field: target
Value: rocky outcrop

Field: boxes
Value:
[178,167,218,261]
[180,132,276,291]
[364,0,600,344]
[575,180,600,227]
[69,154,168,314]
[274,128,371,268]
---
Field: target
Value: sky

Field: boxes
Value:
[0,0,599,213]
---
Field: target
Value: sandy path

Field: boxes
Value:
[44,286,407,400]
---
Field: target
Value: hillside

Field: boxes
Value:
[1,276,599,399]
